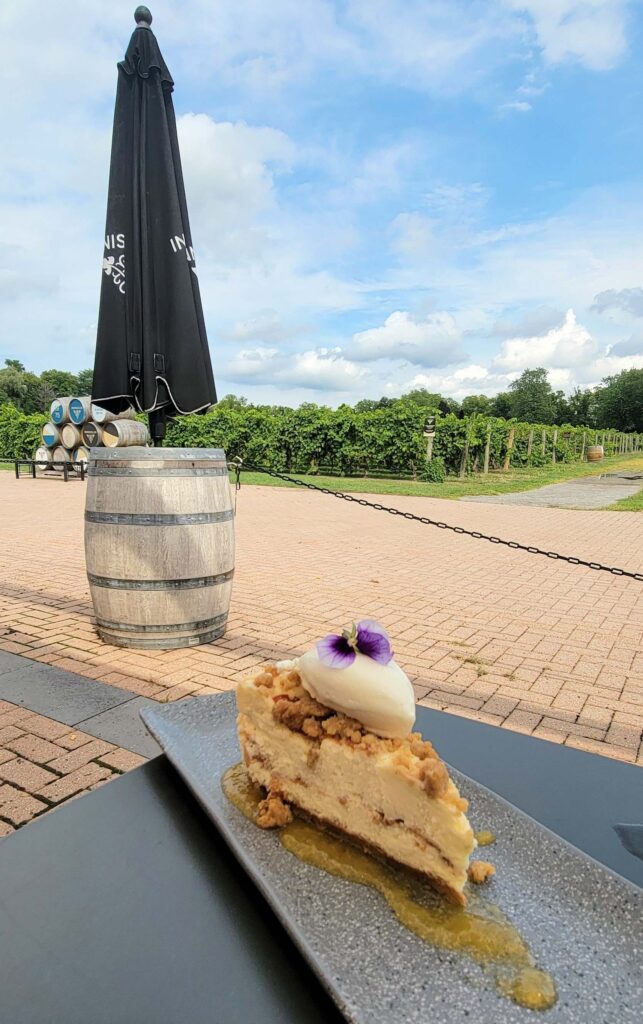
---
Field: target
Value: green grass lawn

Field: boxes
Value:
[607,486,643,511]
[232,452,643,501]
[5,452,642,504]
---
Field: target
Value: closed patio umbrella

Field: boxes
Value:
[92,6,216,444]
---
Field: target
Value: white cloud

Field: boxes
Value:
[591,287,643,318]
[494,309,598,370]
[506,1,631,70]
[499,100,532,113]
[348,311,468,366]
[225,345,365,391]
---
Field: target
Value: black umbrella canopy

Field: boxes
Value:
[92,6,216,442]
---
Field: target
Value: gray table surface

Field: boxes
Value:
[0,706,641,1024]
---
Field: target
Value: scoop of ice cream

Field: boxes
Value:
[298,647,415,739]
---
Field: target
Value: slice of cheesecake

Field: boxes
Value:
[236,664,476,904]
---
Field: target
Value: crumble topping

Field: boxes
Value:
[249,664,465,805]
[468,860,496,884]
[256,792,293,829]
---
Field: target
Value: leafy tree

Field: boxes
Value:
[508,368,556,423]
[39,369,79,397]
[594,369,643,432]
[5,359,25,372]
[565,387,597,427]
[402,388,445,408]
[490,392,512,418]
[0,363,27,408]
[76,368,94,394]
[460,394,492,417]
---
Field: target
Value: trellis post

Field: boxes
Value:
[483,424,492,475]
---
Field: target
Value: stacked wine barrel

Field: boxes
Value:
[37,396,149,472]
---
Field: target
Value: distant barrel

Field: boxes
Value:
[61,423,83,449]
[81,421,103,447]
[41,422,60,448]
[50,398,72,424]
[102,420,149,447]
[73,446,90,465]
[587,445,604,462]
[33,446,53,467]
[69,396,92,425]
[51,446,69,471]
[91,404,136,424]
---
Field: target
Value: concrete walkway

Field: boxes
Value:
[466,473,642,509]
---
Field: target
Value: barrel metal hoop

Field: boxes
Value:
[87,569,235,590]
[95,612,228,634]
[96,624,228,649]
[85,510,234,526]
[87,466,229,477]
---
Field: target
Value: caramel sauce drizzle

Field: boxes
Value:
[222,764,556,1011]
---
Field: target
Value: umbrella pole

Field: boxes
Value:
[148,409,167,447]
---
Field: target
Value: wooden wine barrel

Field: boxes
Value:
[85,448,234,649]
[61,423,83,449]
[81,421,103,447]
[33,446,53,467]
[69,396,91,425]
[587,445,604,462]
[102,420,149,447]
[91,403,136,424]
[51,446,69,471]
[50,397,72,424]
[41,422,60,448]
[73,446,90,465]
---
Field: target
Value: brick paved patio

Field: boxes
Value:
[0,699,145,835]
[0,471,641,831]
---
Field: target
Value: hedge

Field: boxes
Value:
[1,400,640,477]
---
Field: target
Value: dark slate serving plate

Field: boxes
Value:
[141,694,643,1023]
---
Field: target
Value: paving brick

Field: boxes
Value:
[18,712,70,741]
[0,725,25,744]
[36,763,114,805]
[0,783,48,825]
[0,757,59,791]
[46,739,115,775]
[4,734,63,764]
[54,730,93,750]
[97,748,147,772]
[0,819,15,837]
[1,472,643,767]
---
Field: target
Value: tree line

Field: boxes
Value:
[1,359,641,435]
[363,367,643,434]
[0,361,94,415]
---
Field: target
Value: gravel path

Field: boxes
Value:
[465,474,642,509]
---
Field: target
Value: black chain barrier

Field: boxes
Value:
[229,459,643,583]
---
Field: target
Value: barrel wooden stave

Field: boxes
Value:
[69,396,92,425]
[85,448,234,649]
[74,446,90,464]
[41,423,60,447]
[102,421,149,447]
[61,423,82,449]
[587,445,604,462]
[51,446,69,471]
[91,403,136,423]
[34,446,53,466]
[50,398,72,424]
[81,421,103,447]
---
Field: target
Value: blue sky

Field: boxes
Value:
[2,1,643,405]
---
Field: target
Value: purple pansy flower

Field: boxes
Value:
[316,620,393,669]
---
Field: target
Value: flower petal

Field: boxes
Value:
[316,634,356,669]
[356,619,393,665]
